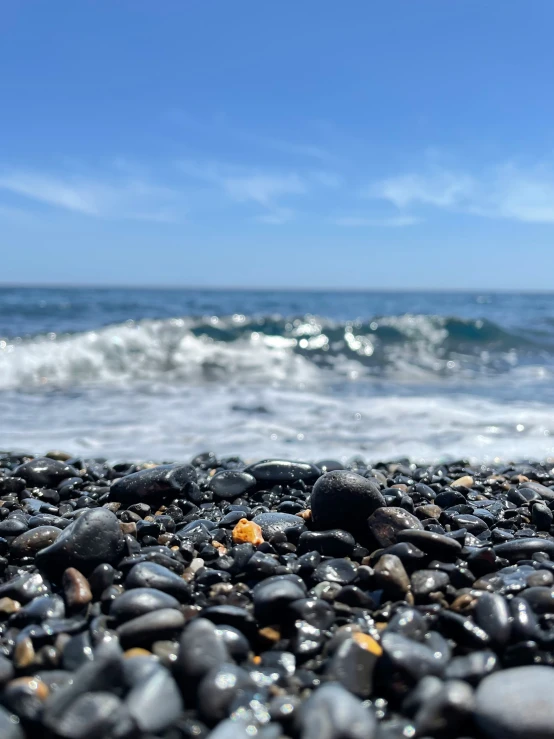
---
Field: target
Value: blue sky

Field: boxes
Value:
[2,1,554,288]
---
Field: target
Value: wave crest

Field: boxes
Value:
[0,313,547,390]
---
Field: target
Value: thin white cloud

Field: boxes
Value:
[332,215,421,227]
[222,173,306,206]
[368,171,474,209]
[0,169,180,222]
[178,159,333,223]
[368,163,554,224]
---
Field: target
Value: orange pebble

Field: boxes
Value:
[352,632,383,656]
[232,518,264,546]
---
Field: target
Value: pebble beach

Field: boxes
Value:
[0,450,554,738]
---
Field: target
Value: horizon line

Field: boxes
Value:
[2,282,554,294]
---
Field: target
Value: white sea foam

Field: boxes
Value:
[2,383,554,464]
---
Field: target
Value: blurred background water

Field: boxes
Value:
[2,286,554,463]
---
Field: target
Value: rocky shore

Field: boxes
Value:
[0,451,554,738]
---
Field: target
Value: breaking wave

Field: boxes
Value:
[0,313,551,390]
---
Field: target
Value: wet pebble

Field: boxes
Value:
[475,665,554,739]
[310,470,385,537]
[367,507,423,547]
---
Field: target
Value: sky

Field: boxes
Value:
[1,1,554,289]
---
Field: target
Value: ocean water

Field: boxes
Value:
[2,286,554,463]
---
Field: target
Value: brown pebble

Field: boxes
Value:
[119,521,137,536]
[0,597,21,615]
[63,567,93,609]
[451,593,477,612]
[232,518,264,546]
[297,509,312,521]
[45,450,72,461]
[452,475,474,488]
[415,504,442,520]
[103,502,121,513]
[14,637,35,669]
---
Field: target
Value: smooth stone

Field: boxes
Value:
[296,682,377,739]
[215,626,250,662]
[519,481,554,502]
[531,503,553,531]
[197,664,256,724]
[176,618,229,683]
[494,538,554,561]
[396,528,462,560]
[313,558,357,585]
[0,572,51,603]
[201,606,256,637]
[411,569,450,598]
[371,542,426,570]
[474,592,511,646]
[474,665,554,739]
[253,575,307,623]
[387,607,427,641]
[205,719,253,739]
[310,471,385,536]
[0,655,14,686]
[415,679,475,737]
[252,512,306,540]
[13,594,65,624]
[434,490,466,507]
[452,513,489,534]
[209,470,257,500]
[62,631,95,672]
[288,598,335,630]
[14,457,80,487]
[125,561,191,600]
[367,507,423,547]
[0,520,28,537]
[49,691,125,739]
[109,463,197,504]
[374,554,411,595]
[0,706,24,739]
[43,642,124,727]
[380,632,446,680]
[520,586,554,614]
[438,611,491,648]
[116,608,185,647]
[10,526,62,558]
[445,650,498,684]
[35,508,124,574]
[326,637,380,697]
[245,459,321,483]
[125,664,183,733]
[110,588,180,622]
[298,529,356,557]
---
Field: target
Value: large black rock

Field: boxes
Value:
[310,471,385,537]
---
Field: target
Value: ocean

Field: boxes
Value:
[1,286,554,463]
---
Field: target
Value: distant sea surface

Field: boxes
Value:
[2,286,554,463]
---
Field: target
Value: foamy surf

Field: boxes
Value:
[0,313,548,390]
